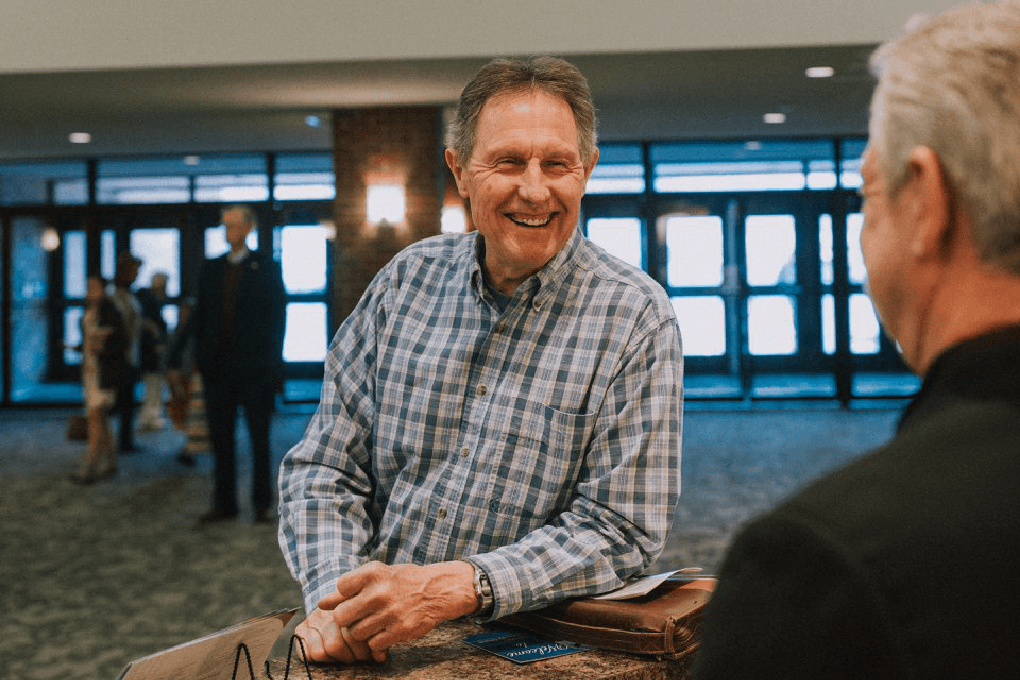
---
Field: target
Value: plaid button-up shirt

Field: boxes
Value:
[278,229,683,618]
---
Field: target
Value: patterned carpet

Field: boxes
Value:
[0,403,900,680]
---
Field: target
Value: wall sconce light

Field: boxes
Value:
[441,205,468,234]
[41,227,61,252]
[367,184,405,225]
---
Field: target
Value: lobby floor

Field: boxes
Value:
[0,402,900,680]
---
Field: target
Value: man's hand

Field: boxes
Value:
[313,560,478,663]
[294,607,375,664]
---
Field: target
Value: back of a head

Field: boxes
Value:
[115,252,141,287]
[449,56,597,168]
[869,0,1020,274]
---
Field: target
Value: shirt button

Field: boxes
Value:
[438,507,447,520]
[461,447,470,457]
[477,384,487,396]
[532,299,542,311]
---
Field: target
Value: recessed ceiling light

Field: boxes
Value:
[69,132,92,144]
[805,66,835,78]
[763,113,787,124]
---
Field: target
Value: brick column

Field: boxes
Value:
[331,107,445,331]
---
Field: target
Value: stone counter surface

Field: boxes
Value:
[268,620,691,680]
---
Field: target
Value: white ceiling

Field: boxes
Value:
[0,44,878,161]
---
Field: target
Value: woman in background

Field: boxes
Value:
[72,275,128,484]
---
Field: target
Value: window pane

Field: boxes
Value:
[11,217,50,400]
[587,218,643,269]
[748,295,797,355]
[587,144,644,194]
[64,231,87,298]
[97,177,190,204]
[279,225,329,294]
[130,229,181,297]
[745,215,796,286]
[656,162,806,192]
[587,164,645,194]
[651,140,833,193]
[822,294,835,354]
[0,160,87,205]
[65,307,84,365]
[806,160,837,189]
[665,215,724,287]
[819,214,834,285]
[284,302,327,362]
[194,174,269,203]
[850,293,881,354]
[273,173,335,200]
[275,153,335,200]
[101,230,116,281]
[847,213,866,284]
[670,296,726,356]
[840,138,867,189]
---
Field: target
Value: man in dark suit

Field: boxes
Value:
[692,2,1020,678]
[193,204,285,525]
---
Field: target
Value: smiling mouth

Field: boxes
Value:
[507,214,553,227]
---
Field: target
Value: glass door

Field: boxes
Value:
[273,203,334,396]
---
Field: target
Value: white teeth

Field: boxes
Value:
[512,215,551,227]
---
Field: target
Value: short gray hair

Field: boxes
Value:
[448,56,598,168]
[221,204,257,227]
[869,0,1020,273]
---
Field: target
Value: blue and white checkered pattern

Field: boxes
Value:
[278,229,683,618]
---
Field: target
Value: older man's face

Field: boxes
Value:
[448,89,596,293]
[223,210,253,251]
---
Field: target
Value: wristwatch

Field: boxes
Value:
[465,560,494,616]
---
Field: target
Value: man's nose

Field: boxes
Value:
[517,161,551,204]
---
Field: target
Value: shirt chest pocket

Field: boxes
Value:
[487,401,596,529]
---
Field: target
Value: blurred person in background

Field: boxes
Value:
[71,275,128,484]
[136,271,170,432]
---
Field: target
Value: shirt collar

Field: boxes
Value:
[468,227,583,305]
[227,247,250,266]
[898,323,1020,430]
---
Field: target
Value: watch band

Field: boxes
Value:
[465,560,494,616]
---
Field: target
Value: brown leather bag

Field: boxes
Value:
[499,574,716,659]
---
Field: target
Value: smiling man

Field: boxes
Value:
[278,56,683,664]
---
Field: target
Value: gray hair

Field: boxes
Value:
[221,204,257,227]
[448,56,598,168]
[869,0,1020,273]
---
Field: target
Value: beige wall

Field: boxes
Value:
[6,0,965,73]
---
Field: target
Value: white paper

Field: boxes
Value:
[592,569,707,601]
[116,608,298,680]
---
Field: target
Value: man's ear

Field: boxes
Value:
[583,148,599,183]
[445,149,470,198]
[906,146,954,261]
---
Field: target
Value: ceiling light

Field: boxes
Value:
[305,115,322,128]
[805,66,836,78]
[763,113,786,124]
[41,227,61,252]
[68,132,92,144]
[184,155,201,165]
